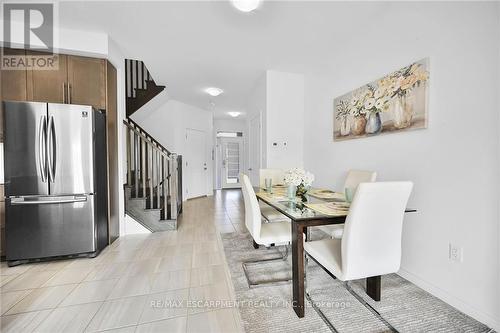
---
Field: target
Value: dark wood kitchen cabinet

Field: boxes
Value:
[26,51,68,104]
[67,56,106,109]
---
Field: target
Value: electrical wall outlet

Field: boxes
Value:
[449,243,463,262]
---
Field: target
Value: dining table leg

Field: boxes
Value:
[292,222,305,318]
[366,275,381,301]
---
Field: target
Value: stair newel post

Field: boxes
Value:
[141,138,146,198]
[149,144,154,210]
[126,126,132,186]
[170,154,178,220]
[151,145,156,209]
[134,132,139,198]
[156,149,161,210]
[163,155,168,219]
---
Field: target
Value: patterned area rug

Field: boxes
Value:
[221,230,491,333]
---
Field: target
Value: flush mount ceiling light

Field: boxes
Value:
[231,0,262,12]
[205,87,223,97]
[228,112,241,117]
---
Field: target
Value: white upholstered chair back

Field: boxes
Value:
[341,182,413,280]
[343,170,377,192]
[259,169,285,188]
[241,174,263,243]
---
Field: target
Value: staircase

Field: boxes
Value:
[124,60,182,232]
[125,59,166,117]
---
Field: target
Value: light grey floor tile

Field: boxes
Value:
[186,308,238,333]
[1,289,33,315]
[85,295,147,332]
[156,254,192,272]
[136,316,187,333]
[191,252,223,269]
[0,275,19,288]
[188,282,231,314]
[42,267,93,287]
[123,258,161,277]
[60,279,118,306]
[190,265,227,287]
[6,284,77,315]
[1,270,57,292]
[34,302,102,333]
[150,270,190,293]
[0,309,52,333]
[84,262,130,282]
[139,289,189,324]
[108,275,152,299]
[0,263,32,276]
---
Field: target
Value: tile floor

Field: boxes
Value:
[0,190,246,333]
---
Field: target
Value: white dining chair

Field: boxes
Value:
[240,173,292,287]
[304,182,413,332]
[317,169,377,239]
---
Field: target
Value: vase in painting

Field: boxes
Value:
[351,116,366,135]
[365,112,382,134]
[392,94,415,129]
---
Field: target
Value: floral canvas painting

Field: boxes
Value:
[333,58,429,141]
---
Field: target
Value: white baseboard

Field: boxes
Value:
[398,267,499,331]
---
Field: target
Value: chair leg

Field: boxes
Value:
[304,252,398,333]
[242,245,291,288]
[345,282,399,333]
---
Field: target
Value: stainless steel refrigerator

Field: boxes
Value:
[3,101,108,266]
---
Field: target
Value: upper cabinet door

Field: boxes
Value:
[27,51,68,104]
[1,48,28,101]
[67,56,106,110]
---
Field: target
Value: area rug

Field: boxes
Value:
[221,230,492,333]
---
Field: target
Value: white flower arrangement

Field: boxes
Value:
[284,168,315,187]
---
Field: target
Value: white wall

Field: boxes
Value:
[131,99,214,199]
[303,2,499,329]
[266,70,305,169]
[244,70,305,183]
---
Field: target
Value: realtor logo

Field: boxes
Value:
[2,3,58,70]
[3,3,54,51]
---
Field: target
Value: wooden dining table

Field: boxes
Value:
[255,186,416,318]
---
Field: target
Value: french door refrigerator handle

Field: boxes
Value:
[10,195,87,205]
[47,116,56,182]
[38,115,48,182]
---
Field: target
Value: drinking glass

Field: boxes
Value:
[265,178,273,193]
[345,187,355,203]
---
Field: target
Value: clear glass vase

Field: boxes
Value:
[287,184,296,200]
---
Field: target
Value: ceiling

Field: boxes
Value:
[58,1,392,119]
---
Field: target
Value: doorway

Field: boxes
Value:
[218,136,244,188]
[185,128,207,199]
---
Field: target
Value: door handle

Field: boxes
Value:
[248,168,253,171]
[10,196,87,205]
[68,83,72,104]
[47,116,56,182]
[62,83,66,103]
[38,115,47,182]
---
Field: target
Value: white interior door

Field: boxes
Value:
[221,137,243,188]
[185,129,207,199]
[248,116,261,185]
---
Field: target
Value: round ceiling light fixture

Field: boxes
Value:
[228,111,241,118]
[230,0,262,13]
[205,87,223,97]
